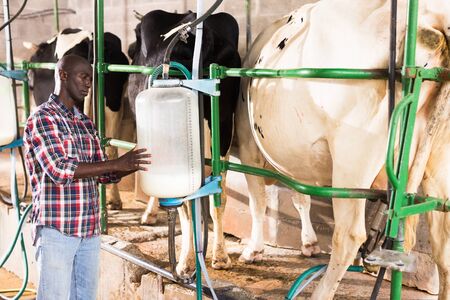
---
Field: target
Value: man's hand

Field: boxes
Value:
[74,148,151,180]
[114,148,152,173]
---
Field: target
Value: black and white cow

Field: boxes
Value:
[27,28,129,207]
[127,10,241,277]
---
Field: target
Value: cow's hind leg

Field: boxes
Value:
[292,194,321,256]
[210,174,232,269]
[141,196,159,225]
[312,198,366,300]
[176,203,196,279]
[237,150,268,263]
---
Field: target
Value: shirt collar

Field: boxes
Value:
[49,93,83,119]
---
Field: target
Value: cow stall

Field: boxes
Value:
[1,0,449,299]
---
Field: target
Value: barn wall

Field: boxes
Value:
[0,0,70,62]
[1,0,317,63]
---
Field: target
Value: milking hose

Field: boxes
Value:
[162,0,223,69]
[0,0,27,31]
[285,264,364,300]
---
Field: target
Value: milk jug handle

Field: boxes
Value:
[149,61,192,88]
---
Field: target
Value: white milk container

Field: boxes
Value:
[136,86,201,198]
[0,76,17,146]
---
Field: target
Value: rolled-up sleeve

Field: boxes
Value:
[31,113,78,185]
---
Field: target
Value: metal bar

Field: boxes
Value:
[395,200,441,218]
[96,0,107,233]
[245,0,251,52]
[389,0,419,298]
[385,94,414,188]
[104,138,135,151]
[101,242,197,290]
[21,61,30,120]
[9,62,450,83]
[221,160,387,200]
[387,57,422,238]
[26,62,56,69]
[53,0,59,33]
[209,64,222,207]
[221,67,390,79]
[411,194,450,211]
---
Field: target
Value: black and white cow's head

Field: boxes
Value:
[28,28,129,112]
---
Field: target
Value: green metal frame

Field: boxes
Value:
[9,0,449,298]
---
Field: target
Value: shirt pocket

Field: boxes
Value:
[62,135,78,159]
[80,135,96,162]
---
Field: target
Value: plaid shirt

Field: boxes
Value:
[24,94,116,239]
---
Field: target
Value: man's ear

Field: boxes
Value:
[59,69,68,81]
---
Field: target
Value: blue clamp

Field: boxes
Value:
[158,176,222,208]
[182,175,222,201]
[0,70,27,81]
[0,138,23,152]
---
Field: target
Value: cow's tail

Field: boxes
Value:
[404,214,420,252]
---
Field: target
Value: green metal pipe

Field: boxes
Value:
[53,0,59,33]
[106,64,156,75]
[385,93,414,188]
[389,1,419,298]
[209,64,222,207]
[221,160,386,200]
[96,0,107,233]
[221,67,390,80]
[386,78,422,239]
[104,138,136,151]
[21,61,30,120]
[26,62,56,70]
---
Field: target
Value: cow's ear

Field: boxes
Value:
[23,41,38,51]
[141,33,148,59]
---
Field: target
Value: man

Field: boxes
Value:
[23,54,151,300]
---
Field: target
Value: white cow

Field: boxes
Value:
[235,0,450,299]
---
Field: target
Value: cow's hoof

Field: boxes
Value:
[212,256,232,270]
[141,213,158,225]
[238,248,264,263]
[301,242,321,257]
[176,263,195,281]
[107,201,122,210]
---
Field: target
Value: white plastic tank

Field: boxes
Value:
[136,86,202,198]
[0,76,17,146]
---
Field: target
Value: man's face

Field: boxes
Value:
[65,62,93,103]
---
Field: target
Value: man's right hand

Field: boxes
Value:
[114,148,152,172]
[74,148,151,180]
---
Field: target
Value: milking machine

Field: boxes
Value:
[96,0,450,299]
[1,0,450,299]
[97,0,224,297]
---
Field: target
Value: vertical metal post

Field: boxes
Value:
[95,0,107,233]
[53,0,60,33]
[3,0,19,137]
[388,0,419,298]
[209,64,222,207]
[245,0,252,52]
[21,61,30,120]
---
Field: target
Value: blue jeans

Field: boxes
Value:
[35,227,100,300]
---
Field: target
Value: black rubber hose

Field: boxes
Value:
[0,0,28,32]
[162,0,223,65]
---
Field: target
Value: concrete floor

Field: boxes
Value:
[0,150,439,299]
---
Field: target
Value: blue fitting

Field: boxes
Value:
[159,197,183,208]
